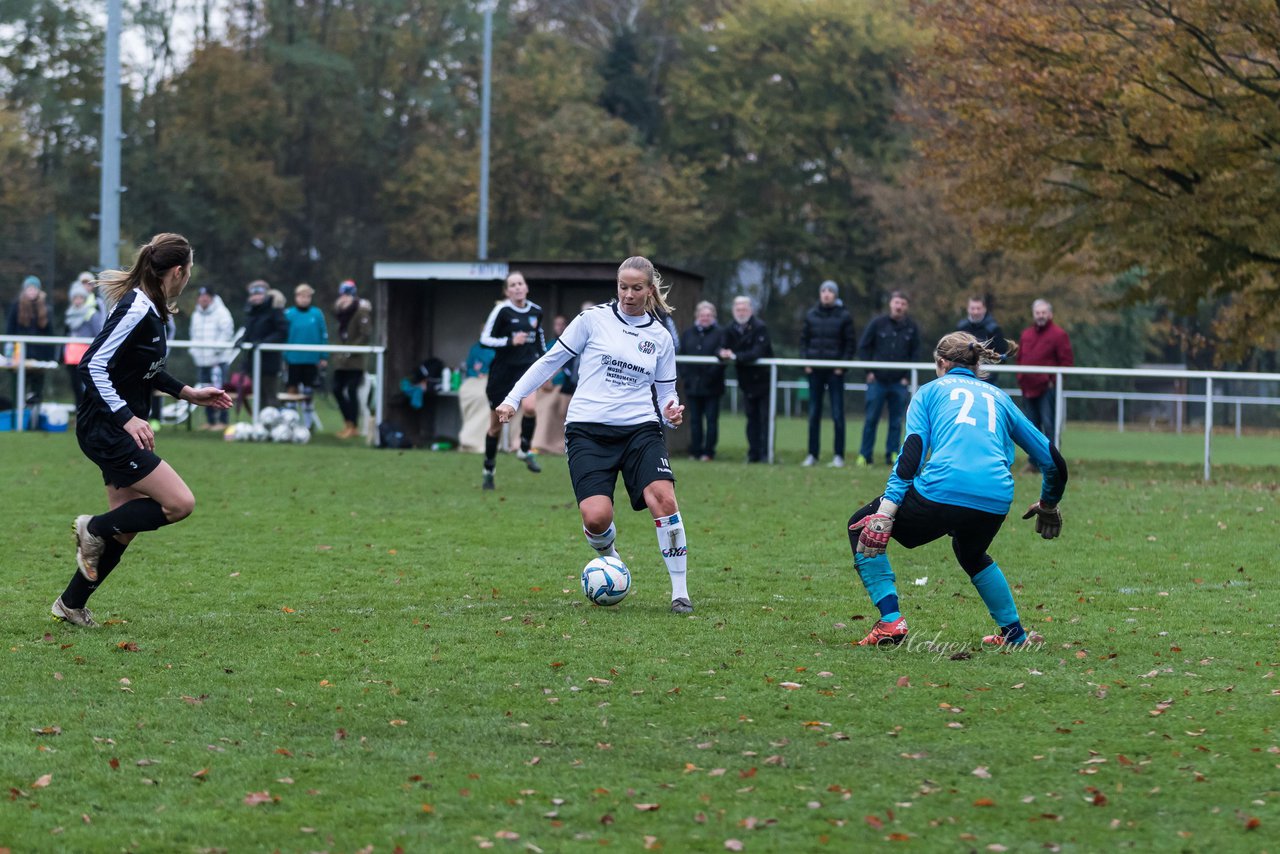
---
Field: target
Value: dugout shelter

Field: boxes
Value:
[372,259,705,449]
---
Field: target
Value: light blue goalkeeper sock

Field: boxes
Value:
[854,553,900,623]
[971,563,1019,627]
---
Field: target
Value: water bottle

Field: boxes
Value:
[439,366,451,394]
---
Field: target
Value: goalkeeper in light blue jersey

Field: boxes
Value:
[847,332,1068,648]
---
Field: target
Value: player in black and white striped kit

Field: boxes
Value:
[497,256,694,613]
[479,271,547,489]
[52,234,232,628]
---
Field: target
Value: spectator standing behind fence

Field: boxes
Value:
[64,275,105,411]
[242,280,288,409]
[330,280,372,439]
[719,296,773,463]
[6,275,56,411]
[189,286,235,431]
[284,283,329,397]
[1017,299,1074,444]
[801,280,856,468]
[857,291,920,467]
[679,301,726,461]
[956,296,1008,385]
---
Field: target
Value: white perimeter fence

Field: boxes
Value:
[676,356,1280,481]
[2,334,386,434]
[5,336,1277,481]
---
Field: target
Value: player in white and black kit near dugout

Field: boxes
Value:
[54,233,232,628]
[480,271,547,490]
[496,256,693,613]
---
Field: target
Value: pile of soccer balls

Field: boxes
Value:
[223,406,310,444]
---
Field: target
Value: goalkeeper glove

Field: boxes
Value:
[849,499,898,557]
[1021,501,1062,539]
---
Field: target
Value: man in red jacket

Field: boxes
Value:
[1017,299,1073,441]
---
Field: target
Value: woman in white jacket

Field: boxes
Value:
[189,286,236,429]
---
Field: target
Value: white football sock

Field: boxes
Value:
[584,523,618,558]
[654,513,688,600]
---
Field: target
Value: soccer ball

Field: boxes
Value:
[258,406,281,428]
[581,556,631,606]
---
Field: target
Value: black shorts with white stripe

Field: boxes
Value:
[565,422,674,512]
[77,418,163,488]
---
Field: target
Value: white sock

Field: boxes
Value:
[654,513,688,600]
[584,523,618,558]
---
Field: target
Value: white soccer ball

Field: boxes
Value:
[581,556,631,606]
[258,406,281,428]
[278,408,300,426]
[270,424,293,443]
[289,424,310,444]
[249,423,269,442]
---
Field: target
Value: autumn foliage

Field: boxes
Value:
[910,0,1280,360]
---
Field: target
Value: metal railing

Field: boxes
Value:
[2,334,385,435]
[675,355,1280,480]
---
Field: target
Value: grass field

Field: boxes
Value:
[2,407,1278,852]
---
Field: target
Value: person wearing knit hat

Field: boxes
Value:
[800,279,856,468]
[331,280,372,438]
[7,274,56,407]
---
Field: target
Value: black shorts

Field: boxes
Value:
[77,419,163,489]
[848,488,1006,576]
[286,363,320,389]
[565,422,675,512]
[487,362,535,409]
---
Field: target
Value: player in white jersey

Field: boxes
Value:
[497,257,693,613]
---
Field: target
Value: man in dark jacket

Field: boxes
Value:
[719,296,773,463]
[857,290,921,466]
[956,296,1008,385]
[243,279,289,408]
[678,301,726,460]
[800,280,856,467]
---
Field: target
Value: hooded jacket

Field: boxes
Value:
[190,295,236,367]
[243,290,289,373]
[331,298,373,372]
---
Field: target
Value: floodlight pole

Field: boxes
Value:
[478,2,494,260]
[98,0,124,270]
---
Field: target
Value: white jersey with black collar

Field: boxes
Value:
[502,302,679,426]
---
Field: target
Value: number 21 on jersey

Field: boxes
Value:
[951,387,996,432]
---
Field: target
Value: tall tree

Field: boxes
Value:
[910,0,1280,363]
[664,0,917,313]
[0,0,104,281]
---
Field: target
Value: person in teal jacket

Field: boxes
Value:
[847,332,1068,649]
[284,283,329,393]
